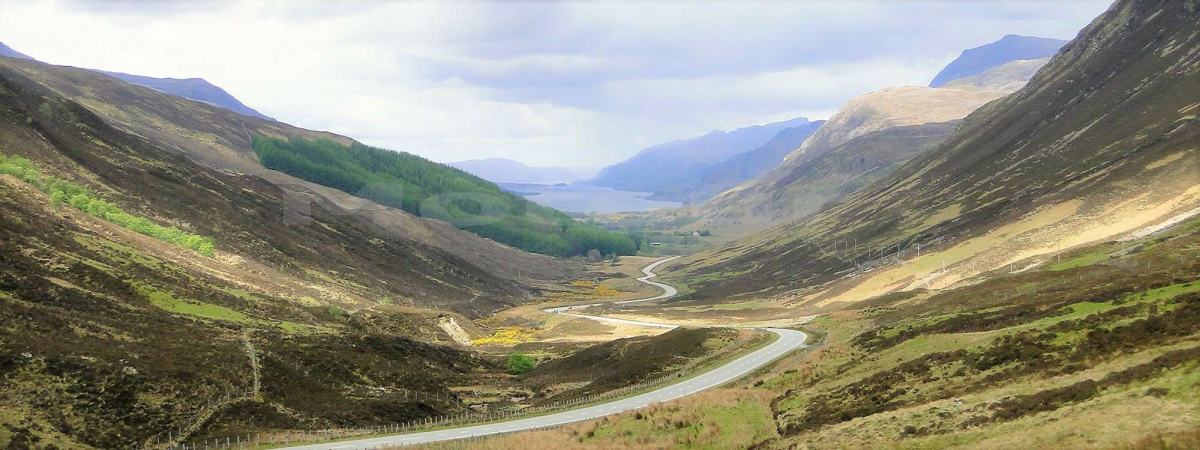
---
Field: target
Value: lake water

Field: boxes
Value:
[499,183,682,214]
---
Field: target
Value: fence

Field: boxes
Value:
[164,363,707,449]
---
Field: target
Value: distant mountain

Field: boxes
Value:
[0,41,272,120]
[648,120,824,204]
[587,116,811,196]
[942,57,1051,91]
[929,34,1066,87]
[100,71,274,121]
[673,0,1200,305]
[448,158,598,184]
[686,84,1015,236]
[0,42,33,60]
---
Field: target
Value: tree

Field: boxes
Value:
[506,352,536,374]
[251,135,637,257]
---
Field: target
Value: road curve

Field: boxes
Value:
[616,255,681,304]
[282,257,806,449]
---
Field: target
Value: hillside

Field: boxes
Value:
[684,84,1014,236]
[670,0,1200,306]
[0,54,595,447]
[928,34,1066,87]
[444,214,1200,449]
[99,71,274,121]
[943,57,1051,91]
[587,116,811,200]
[251,136,636,256]
[1,41,273,121]
[448,158,597,184]
[647,120,824,204]
[0,42,33,60]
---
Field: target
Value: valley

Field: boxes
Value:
[1,0,1198,449]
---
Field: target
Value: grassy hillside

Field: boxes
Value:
[0,56,576,287]
[0,45,589,448]
[252,136,636,257]
[672,0,1200,303]
[456,214,1200,450]
[757,214,1200,449]
[0,153,215,255]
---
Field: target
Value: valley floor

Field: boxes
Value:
[404,215,1200,450]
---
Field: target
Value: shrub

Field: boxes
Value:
[507,353,536,374]
[0,153,215,256]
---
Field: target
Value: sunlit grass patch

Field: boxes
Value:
[1046,251,1109,270]
[136,283,256,324]
[1,153,216,256]
[134,283,329,334]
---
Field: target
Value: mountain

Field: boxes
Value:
[684,84,1016,236]
[0,40,273,120]
[929,34,1066,87]
[448,158,598,184]
[100,70,274,120]
[586,116,811,198]
[646,120,824,204]
[942,56,1051,91]
[670,0,1200,306]
[0,42,33,60]
[0,53,593,447]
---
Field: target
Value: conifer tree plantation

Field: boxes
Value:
[252,136,637,257]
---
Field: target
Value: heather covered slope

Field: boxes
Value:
[0,56,577,283]
[99,70,274,120]
[0,56,559,448]
[1,40,273,120]
[671,0,1200,304]
[435,215,1200,450]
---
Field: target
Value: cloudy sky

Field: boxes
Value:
[0,0,1109,167]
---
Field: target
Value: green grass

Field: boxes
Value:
[134,283,328,334]
[584,395,775,448]
[136,283,256,324]
[0,153,215,256]
[1047,251,1109,270]
[218,287,262,303]
[252,136,636,257]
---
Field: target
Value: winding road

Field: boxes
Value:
[282,257,807,449]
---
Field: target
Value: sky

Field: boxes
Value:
[0,0,1110,167]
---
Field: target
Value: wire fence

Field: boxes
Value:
[160,371,691,449]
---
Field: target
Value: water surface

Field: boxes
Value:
[500,183,682,214]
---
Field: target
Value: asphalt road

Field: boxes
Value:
[282,257,807,449]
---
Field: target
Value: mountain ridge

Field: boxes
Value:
[0,40,273,120]
[586,116,811,199]
[671,0,1200,306]
[682,83,1016,236]
[929,34,1066,87]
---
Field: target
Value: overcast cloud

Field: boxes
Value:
[0,0,1110,166]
